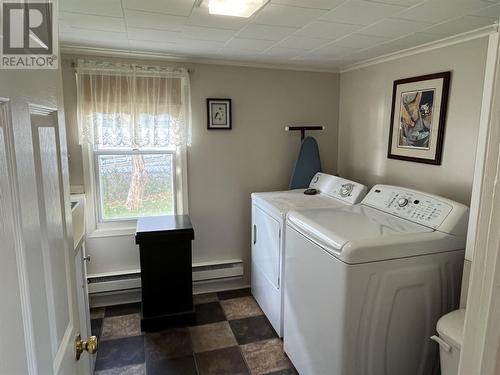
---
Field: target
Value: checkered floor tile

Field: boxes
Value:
[91,288,297,375]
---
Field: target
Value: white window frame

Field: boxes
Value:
[82,143,188,236]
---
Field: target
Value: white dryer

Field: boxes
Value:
[251,173,367,336]
[284,184,469,375]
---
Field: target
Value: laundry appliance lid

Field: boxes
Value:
[251,173,367,219]
[252,189,347,218]
[287,205,465,264]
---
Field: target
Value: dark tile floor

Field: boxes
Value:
[91,288,297,375]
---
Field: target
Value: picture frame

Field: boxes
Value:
[388,72,451,165]
[207,98,232,130]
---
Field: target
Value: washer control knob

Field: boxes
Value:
[397,198,409,207]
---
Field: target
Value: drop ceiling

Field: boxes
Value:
[59,0,500,71]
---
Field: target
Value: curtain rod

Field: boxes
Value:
[70,60,193,73]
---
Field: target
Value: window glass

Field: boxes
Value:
[96,153,175,220]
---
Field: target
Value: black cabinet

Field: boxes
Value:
[135,215,195,331]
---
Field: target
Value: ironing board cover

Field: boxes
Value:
[289,136,322,189]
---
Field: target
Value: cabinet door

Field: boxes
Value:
[252,204,281,289]
[75,242,93,374]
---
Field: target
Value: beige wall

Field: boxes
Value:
[338,37,488,205]
[62,57,339,283]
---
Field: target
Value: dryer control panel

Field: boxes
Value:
[324,179,368,205]
[309,173,367,205]
[361,185,469,235]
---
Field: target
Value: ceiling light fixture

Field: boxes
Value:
[207,0,268,18]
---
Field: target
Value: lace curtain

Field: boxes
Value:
[76,59,192,148]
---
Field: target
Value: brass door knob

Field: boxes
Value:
[75,334,98,360]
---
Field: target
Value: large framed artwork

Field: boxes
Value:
[388,72,451,165]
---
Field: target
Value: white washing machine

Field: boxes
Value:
[251,173,367,337]
[284,184,469,375]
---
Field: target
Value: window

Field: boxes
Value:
[76,60,191,228]
[95,148,175,221]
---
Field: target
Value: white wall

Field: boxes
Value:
[338,37,488,205]
[62,57,340,286]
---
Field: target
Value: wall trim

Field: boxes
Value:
[60,44,340,74]
[89,283,250,308]
[459,30,500,375]
[464,32,499,263]
[340,24,498,73]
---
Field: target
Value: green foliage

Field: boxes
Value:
[98,153,175,220]
[103,192,174,220]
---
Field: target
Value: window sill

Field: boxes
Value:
[87,226,137,239]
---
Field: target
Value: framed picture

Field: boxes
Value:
[207,98,231,130]
[388,72,451,165]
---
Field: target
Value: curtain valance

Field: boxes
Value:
[76,59,191,148]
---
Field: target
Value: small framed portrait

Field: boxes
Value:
[388,72,451,165]
[207,98,232,130]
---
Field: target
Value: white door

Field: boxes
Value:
[0,66,90,374]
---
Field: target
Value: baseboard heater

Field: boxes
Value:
[87,259,244,294]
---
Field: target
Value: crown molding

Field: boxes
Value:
[59,44,340,74]
[340,24,499,74]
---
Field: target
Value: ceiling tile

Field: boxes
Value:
[58,0,498,71]
[187,4,250,30]
[274,35,330,50]
[127,28,182,43]
[59,12,126,33]
[296,20,361,39]
[128,39,178,52]
[292,54,349,67]
[261,47,303,58]
[303,43,358,58]
[128,26,235,44]
[124,10,187,31]
[340,49,374,62]
[181,25,236,42]
[364,0,422,5]
[330,33,390,49]
[358,18,431,38]
[237,24,297,41]
[224,37,276,51]
[174,40,226,52]
[252,4,328,27]
[128,39,225,55]
[60,29,129,48]
[354,40,409,57]
[122,0,195,17]
[292,54,339,62]
[320,0,407,26]
[470,3,500,18]
[397,0,492,24]
[289,59,342,69]
[421,15,495,38]
[270,0,348,9]
[60,0,123,17]
[390,32,441,48]
[215,48,265,59]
